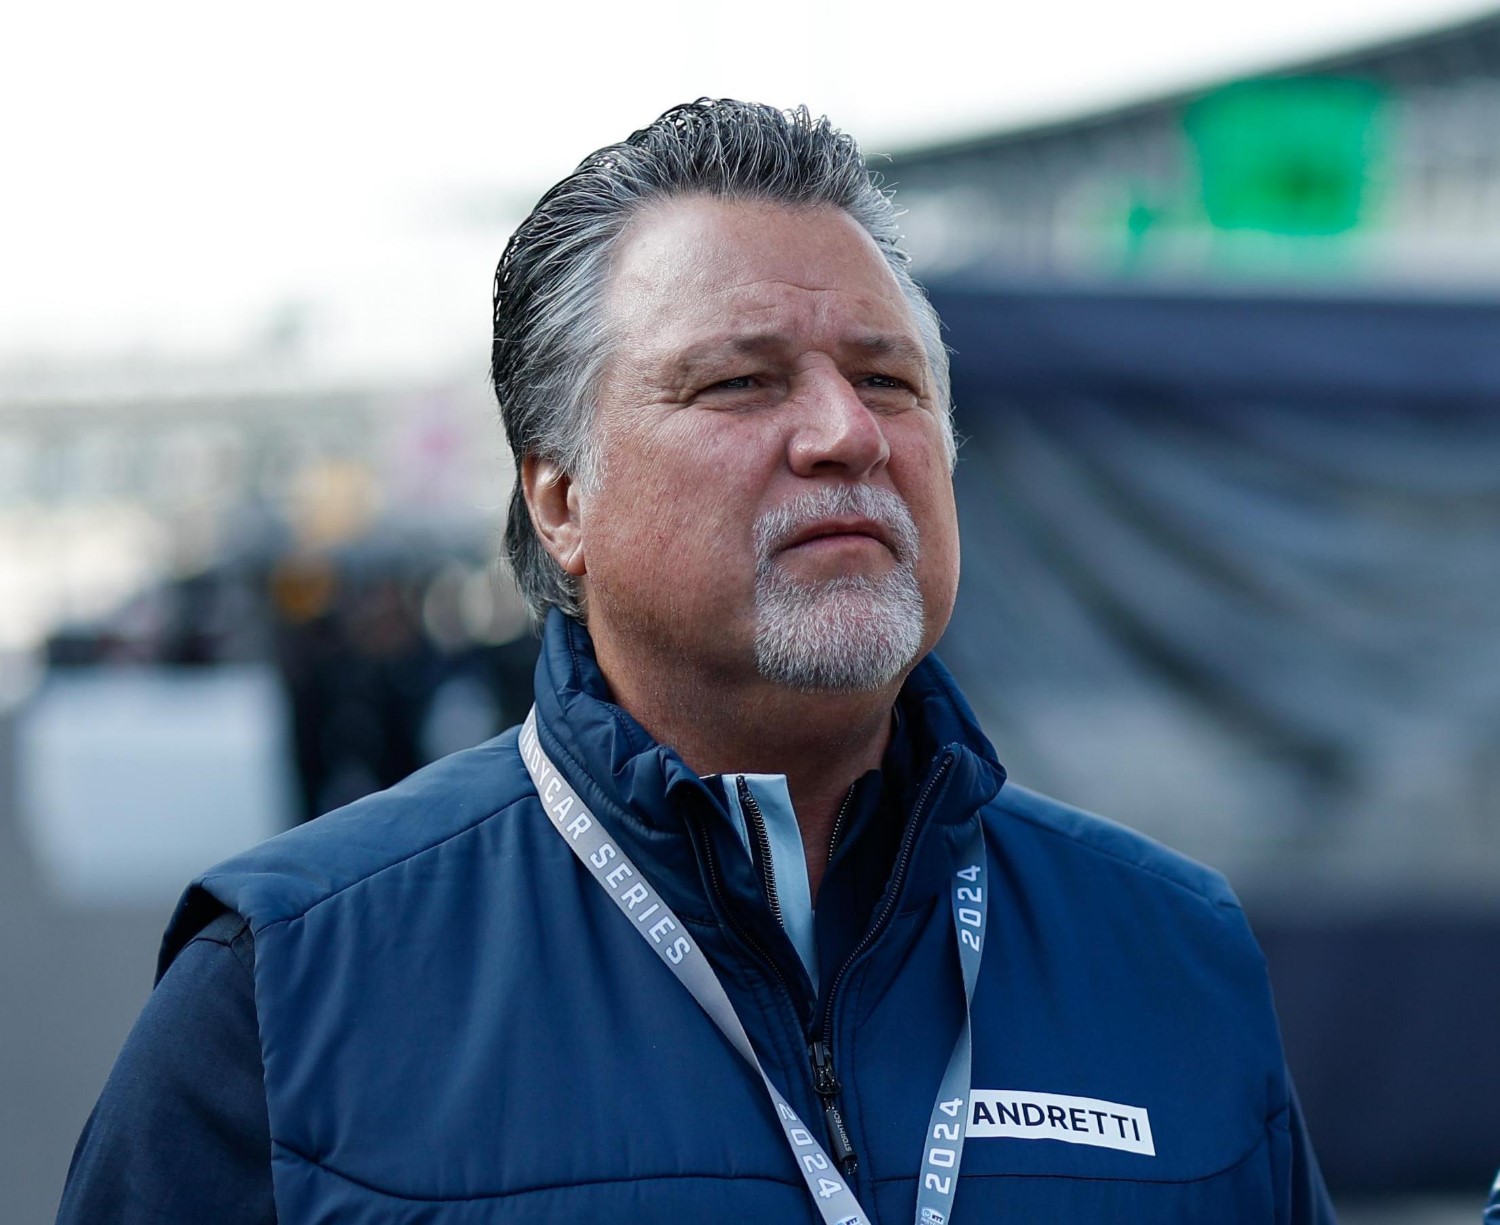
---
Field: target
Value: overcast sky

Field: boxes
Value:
[4,0,1495,375]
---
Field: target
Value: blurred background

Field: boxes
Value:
[4,1,1500,1220]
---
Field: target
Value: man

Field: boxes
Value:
[60,100,1334,1223]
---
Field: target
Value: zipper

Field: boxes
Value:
[811,750,957,1179]
[695,801,859,1167]
[739,773,860,1180]
[810,1037,858,1176]
[826,783,857,864]
[736,776,784,929]
[699,781,860,1182]
[704,753,957,1189]
[815,782,858,1177]
[691,806,796,1016]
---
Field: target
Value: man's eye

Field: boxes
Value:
[708,376,755,392]
[862,374,912,391]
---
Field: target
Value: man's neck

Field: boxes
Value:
[592,637,900,901]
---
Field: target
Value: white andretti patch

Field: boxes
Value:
[967,1091,1155,1157]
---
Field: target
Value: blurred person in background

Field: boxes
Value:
[58,100,1333,1224]
[270,559,431,820]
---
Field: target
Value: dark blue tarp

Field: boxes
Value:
[929,285,1500,1197]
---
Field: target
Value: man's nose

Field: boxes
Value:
[787,373,891,478]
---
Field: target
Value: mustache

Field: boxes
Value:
[753,485,920,568]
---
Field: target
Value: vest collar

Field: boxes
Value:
[529,609,1007,927]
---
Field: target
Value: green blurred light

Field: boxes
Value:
[1185,78,1386,236]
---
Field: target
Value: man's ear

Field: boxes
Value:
[522,455,586,578]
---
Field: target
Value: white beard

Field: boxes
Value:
[752,486,925,692]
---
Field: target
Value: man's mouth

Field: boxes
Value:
[778,517,894,555]
[753,486,919,572]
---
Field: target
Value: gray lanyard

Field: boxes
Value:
[520,710,987,1225]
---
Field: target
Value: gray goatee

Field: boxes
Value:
[752,485,924,692]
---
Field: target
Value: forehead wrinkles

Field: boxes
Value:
[615,283,922,381]
[617,265,898,329]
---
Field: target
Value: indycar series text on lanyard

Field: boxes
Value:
[520,710,988,1225]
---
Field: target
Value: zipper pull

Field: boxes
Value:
[810,1040,858,1177]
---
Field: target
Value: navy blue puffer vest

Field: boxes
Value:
[159,612,1328,1223]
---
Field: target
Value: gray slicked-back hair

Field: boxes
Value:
[491,98,952,622]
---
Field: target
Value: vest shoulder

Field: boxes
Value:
[986,782,1241,913]
[193,727,534,929]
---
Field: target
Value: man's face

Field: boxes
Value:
[571,195,960,691]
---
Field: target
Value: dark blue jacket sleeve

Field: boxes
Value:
[56,912,274,1225]
[1283,1078,1337,1224]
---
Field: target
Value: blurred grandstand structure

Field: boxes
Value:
[888,9,1500,286]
